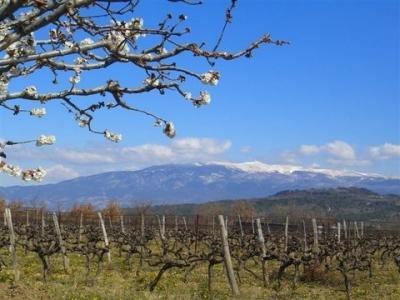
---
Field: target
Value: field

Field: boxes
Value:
[0,212,399,300]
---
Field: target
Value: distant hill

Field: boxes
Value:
[147,187,400,222]
[0,162,399,210]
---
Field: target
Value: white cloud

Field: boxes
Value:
[172,138,231,155]
[45,164,80,182]
[369,143,400,160]
[299,145,320,155]
[4,137,232,179]
[323,140,355,160]
[299,140,355,160]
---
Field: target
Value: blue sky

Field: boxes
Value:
[1,0,399,185]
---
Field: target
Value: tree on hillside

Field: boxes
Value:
[70,202,95,218]
[103,199,121,222]
[0,0,286,182]
[232,200,255,219]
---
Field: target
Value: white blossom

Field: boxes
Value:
[156,47,168,55]
[0,77,8,94]
[36,135,56,146]
[0,163,21,177]
[104,31,130,55]
[184,92,192,100]
[194,91,211,107]
[22,167,46,182]
[75,57,87,65]
[104,130,122,143]
[64,41,75,49]
[30,107,46,118]
[69,74,81,84]
[144,77,160,87]
[130,17,144,30]
[154,119,162,127]
[200,71,220,86]
[24,85,38,97]
[163,122,176,138]
[78,117,89,127]
[80,38,94,46]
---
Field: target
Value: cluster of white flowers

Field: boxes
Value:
[144,76,161,87]
[184,92,192,100]
[163,122,176,138]
[30,107,46,118]
[77,117,89,127]
[104,30,130,55]
[123,17,146,40]
[22,167,46,182]
[80,38,94,46]
[103,18,144,55]
[4,33,36,58]
[0,76,8,94]
[24,85,38,97]
[0,24,8,42]
[75,57,87,65]
[200,71,220,86]
[104,130,122,143]
[0,162,21,177]
[64,41,77,50]
[193,91,211,107]
[156,47,168,55]
[36,135,56,146]
[130,17,144,30]
[69,73,80,84]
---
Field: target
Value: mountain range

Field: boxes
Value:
[0,161,399,209]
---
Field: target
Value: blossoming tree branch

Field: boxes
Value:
[0,0,286,182]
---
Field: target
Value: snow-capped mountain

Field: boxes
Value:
[0,161,398,209]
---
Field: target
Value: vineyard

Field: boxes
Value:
[0,209,399,300]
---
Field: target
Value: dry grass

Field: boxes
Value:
[0,247,399,300]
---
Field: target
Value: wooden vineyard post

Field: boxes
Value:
[360,221,364,238]
[5,208,19,282]
[312,218,319,251]
[284,216,289,253]
[343,220,348,240]
[98,212,111,264]
[302,220,308,252]
[26,209,29,226]
[251,216,255,235]
[175,216,179,232]
[157,215,165,241]
[78,213,83,247]
[41,210,46,236]
[218,215,240,296]
[194,214,199,254]
[120,215,125,234]
[266,220,271,236]
[354,221,360,239]
[52,212,69,273]
[182,216,187,231]
[238,215,244,238]
[140,211,145,268]
[337,222,341,243]
[256,218,269,287]
[108,216,113,230]
[212,215,215,238]
[162,215,166,238]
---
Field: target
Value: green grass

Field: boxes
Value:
[0,247,399,300]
